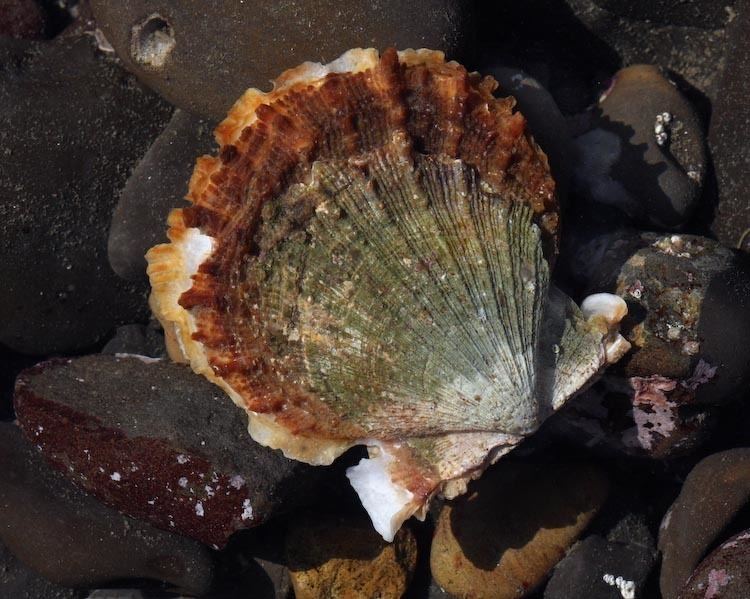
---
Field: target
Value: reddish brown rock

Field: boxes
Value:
[658,449,750,599]
[0,422,213,593]
[13,354,327,548]
[681,529,750,599]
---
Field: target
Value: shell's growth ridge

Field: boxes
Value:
[147,47,629,540]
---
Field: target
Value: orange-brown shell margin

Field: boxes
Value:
[146,47,558,464]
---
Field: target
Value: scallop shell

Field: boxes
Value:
[146,48,630,540]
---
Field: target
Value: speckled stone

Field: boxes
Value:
[107,109,216,282]
[0,34,173,355]
[285,513,418,599]
[544,535,656,599]
[0,541,77,599]
[681,529,750,599]
[572,65,706,229]
[430,461,609,599]
[658,449,750,599]
[708,2,750,253]
[89,0,477,120]
[13,354,327,548]
[591,0,737,28]
[0,422,213,593]
[0,0,45,38]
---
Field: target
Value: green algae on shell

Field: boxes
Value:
[146,47,630,540]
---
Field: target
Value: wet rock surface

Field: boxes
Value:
[591,0,737,28]
[554,232,750,458]
[0,541,78,599]
[0,0,46,39]
[572,64,706,229]
[107,109,216,282]
[100,323,167,359]
[430,461,609,599]
[707,2,750,252]
[0,34,173,355]
[544,534,656,599]
[658,449,750,599]
[89,0,477,120]
[13,354,327,548]
[210,523,294,599]
[680,529,750,599]
[285,513,418,599]
[0,422,213,594]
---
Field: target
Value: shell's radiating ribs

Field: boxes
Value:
[146,47,628,541]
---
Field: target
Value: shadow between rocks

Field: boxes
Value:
[475,0,622,113]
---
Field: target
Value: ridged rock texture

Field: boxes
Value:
[147,48,629,540]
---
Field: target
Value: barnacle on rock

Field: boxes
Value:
[147,48,629,540]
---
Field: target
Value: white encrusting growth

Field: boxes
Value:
[113,353,162,364]
[346,444,417,542]
[603,574,636,599]
[241,499,253,521]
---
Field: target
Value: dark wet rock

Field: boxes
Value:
[0,0,46,38]
[285,513,417,599]
[564,0,729,101]
[0,422,213,593]
[555,232,750,458]
[430,460,609,599]
[658,449,750,599]
[591,0,737,29]
[708,3,750,252]
[100,323,166,359]
[681,529,750,599]
[213,524,293,599]
[13,354,326,548]
[0,348,36,421]
[476,1,727,120]
[572,64,706,230]
[108,109,216,282]
[544,535,656,599]
[86,592,144,599]
[590,233,750,400]
[0,35,173,355]
[0,541,78,599]
[485,66,573,205]
[89,0,477,120]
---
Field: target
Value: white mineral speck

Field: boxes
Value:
[178,477,188,488]
[603,573,636,599]
[241,499,254,521]
[110,472,121,481]
[147,498,156,505]
[176,454,189,464]
[205,485,215,497]
[229,475,246,490]
[195,501,205,517]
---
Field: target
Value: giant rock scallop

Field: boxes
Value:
[146,48,630,540]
